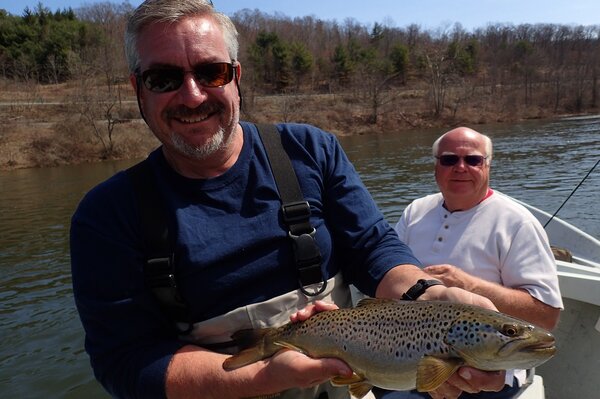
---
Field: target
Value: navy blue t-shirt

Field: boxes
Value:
[70,122,420,398]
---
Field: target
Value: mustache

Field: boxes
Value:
[166,102,223,119]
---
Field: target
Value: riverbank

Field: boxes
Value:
[1,79,595,171]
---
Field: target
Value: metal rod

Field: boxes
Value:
[544,158,600,228]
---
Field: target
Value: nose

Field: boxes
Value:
[178,72,209,106]
[452,158,468,170]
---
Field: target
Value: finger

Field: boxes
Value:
[313,300,338,312]
[290,305,315,322]
[423,264,448,273]
[461,368,505,392]
[428,383,462,399]
[290,301,338,322]
[449,367,505,393]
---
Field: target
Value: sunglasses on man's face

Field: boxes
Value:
[436,154,488,167]
[138,62,236,93]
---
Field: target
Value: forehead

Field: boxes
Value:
[137,16,229,68]
[439,133,486,154]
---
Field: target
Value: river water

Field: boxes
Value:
[1,116,598,398]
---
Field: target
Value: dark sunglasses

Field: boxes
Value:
[436,154,488,167]
[138,62,236,93]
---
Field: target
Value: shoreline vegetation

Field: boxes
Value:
[1,4,599,170]
[2,77,597,171]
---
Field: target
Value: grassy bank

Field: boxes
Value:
[1,78,594,171]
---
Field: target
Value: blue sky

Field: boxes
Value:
[2,0,599,31]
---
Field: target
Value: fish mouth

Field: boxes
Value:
[499,335,556,356]
[522,341,556,354]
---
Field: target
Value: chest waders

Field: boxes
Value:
[127,124,353,399]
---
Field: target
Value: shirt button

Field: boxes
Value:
[437,237,443,242]
[444,225,449,229]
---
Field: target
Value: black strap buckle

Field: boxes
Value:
[288,229,327,296]
[145,258,176,286]
[281,201,311,224]
[144,257,192,333]
[281,201,314,236]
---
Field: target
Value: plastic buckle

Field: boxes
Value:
[145,257,177,288]
[281,201,311,224]
[288,229,327,296]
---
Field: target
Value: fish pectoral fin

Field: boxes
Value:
[331,374,373,399]
[416,356,464,392]
[223,329,279,371]
[223,346,266,370]
[348,382,374,399]
[331,373,365,386]
[273,341,307,355]
[348,382,373,399]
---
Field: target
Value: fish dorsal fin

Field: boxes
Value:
[356,298,377,307]
[416,356,464,392]
[331,373,373,398]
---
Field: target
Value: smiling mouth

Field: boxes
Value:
[169,103,221,124]
[176,112,215,124]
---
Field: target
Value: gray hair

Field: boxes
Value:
[124,0,239,73]
[432,130,493,165]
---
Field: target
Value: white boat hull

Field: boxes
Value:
[502,193,600,399]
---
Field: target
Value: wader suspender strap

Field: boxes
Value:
[255,124,327,296]
[126,161,192,333]
[126,124,326,330]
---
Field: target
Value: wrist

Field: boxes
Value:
[401,279,445,300]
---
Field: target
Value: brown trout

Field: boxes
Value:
[223,299,556,398]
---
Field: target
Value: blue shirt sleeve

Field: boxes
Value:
[71,169,183,399]
[278,124,421,296]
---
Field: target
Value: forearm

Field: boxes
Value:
[165,343,352,399]
[461,279,560,330]
[166,345,273,399]
[375,264,434,299]
[376,265,497,311]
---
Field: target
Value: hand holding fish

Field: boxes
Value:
[260,300,353,389]
[427,368,506,399]
[223,299,555,398]
[259,345,353,390]
[289,300,340,323]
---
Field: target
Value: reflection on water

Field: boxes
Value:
[0,117,598,398]
[0,160,138,398]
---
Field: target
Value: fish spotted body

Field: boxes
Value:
[223,299,556,398]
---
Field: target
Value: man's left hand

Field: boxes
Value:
[428,367,506,399]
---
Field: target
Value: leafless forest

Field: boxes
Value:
[1,2,598,169]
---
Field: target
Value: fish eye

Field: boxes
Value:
[501,324,520,337]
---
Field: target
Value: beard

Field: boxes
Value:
[168,101,240,161]
[171,125,226,160]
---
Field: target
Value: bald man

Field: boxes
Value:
[382,127,563,399]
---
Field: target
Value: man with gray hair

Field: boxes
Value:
[71,1,507,398]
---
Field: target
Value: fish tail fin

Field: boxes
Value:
[222,328,279,370]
